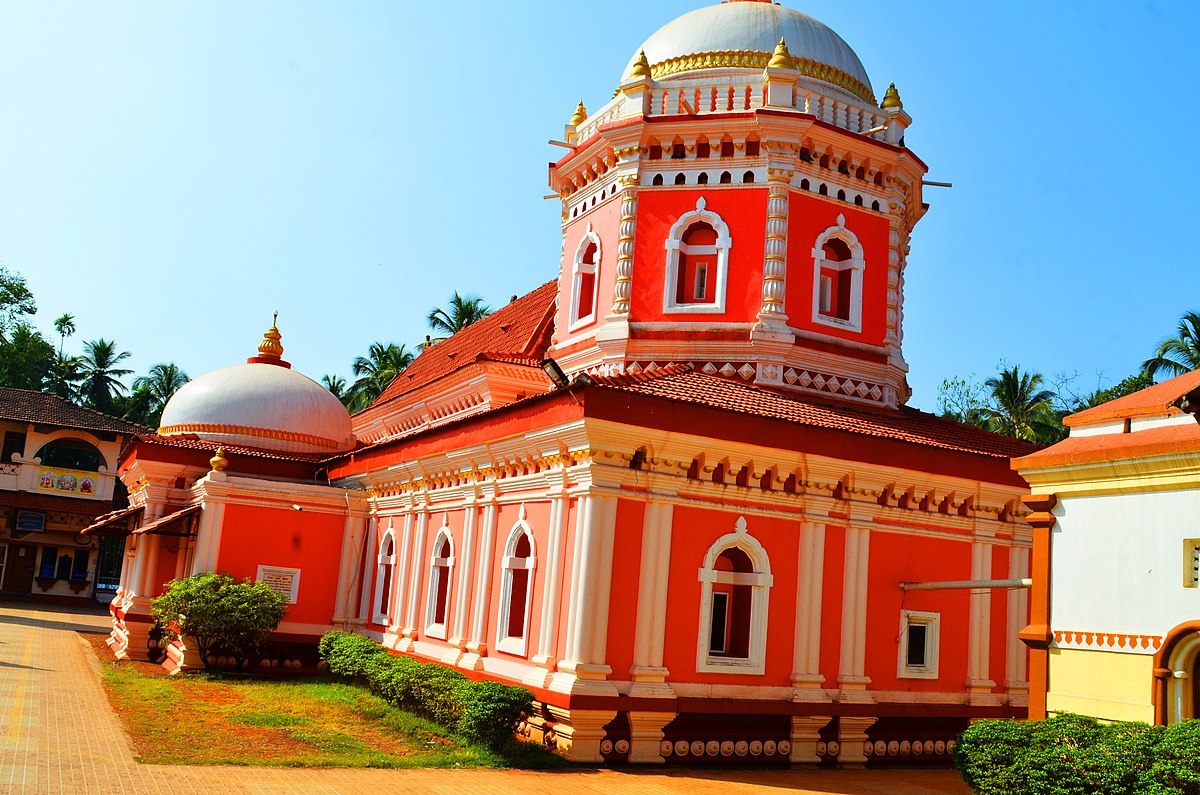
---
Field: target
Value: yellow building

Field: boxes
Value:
[1014,370,1200,724]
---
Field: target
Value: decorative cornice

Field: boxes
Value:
[649,50,876,105]
[158,423,341,451]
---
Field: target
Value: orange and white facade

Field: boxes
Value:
[1015,371,1200,726]
[99,0,1038,766]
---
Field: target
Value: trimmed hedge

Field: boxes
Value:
[318,630,533,749]
[955,714,1200,795]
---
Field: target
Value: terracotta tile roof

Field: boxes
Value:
[356,281,557,421]
[0,490,110,514]
[129,433,329,464]
[1013,421,1200,470]
[589,365,1035,459]
[0,388,147,435]
[1064,369,1200,427]
[80,504,144,536]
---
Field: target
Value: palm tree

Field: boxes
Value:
[53,312,76,358]
[982,365,1061,443]
[78,339,133,414]
[132,362,190,426]
[1142,311,1200,380]
[46,354,84,399]
[322,374,349,404]
[425,292,491,346]
[348,342,414,412]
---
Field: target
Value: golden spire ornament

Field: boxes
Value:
[628,49,651,79]
[210,447,228,472]
[569,100,588,127]
[881,82,903,110]
[767,38,792,70]
[257,311,284,360]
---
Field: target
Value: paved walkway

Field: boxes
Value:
[0,601,969,794]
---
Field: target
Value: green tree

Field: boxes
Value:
[46,354,84,399]
[78,338,133,414]
[982,365,1062,443]
[151,572,286,672]
[937,374,988,428]
[0,323,55,389]
[112,386,156,427]
[425,292,490,346]
[53,312,76,358]
[131,362,189,426]
[1143,310,1200,380]
[322,373,349,403]
[0,267,36,338]
[348,342,414,411]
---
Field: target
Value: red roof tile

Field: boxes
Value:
[0,388,147,435]
[129,433,329,464]
[1064,369,1200,427]
[1014,421,1200,470]
[589,365,1035,459]
[356,281,557,422]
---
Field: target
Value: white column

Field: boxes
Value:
[1006,546,1030,700]
[555,493,618,697]
[462,500,498,669]
[587,495,618,665]
[629,500,674,698]
[356,517,377,625]
[449,501,477,650]
[387,512,414,632]
[533,493,569,669]
[401,510,429,641]
[836,525,872,701]
[967,540,997,702]
[333,504,368,624]
[792,520,828,698]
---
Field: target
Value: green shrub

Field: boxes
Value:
[318,630,533,749]
[956,715,1195,795]
[152,571,285,672]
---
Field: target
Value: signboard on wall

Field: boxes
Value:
[35,467,97,496]
[16,511,45,533]
[256,565,301,604]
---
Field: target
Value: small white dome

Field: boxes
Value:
[158,325,354,455]
[627,1,873,102]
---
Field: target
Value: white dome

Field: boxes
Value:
[627,1,873,102]
[159,332,354,455]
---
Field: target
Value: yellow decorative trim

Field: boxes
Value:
[649,50,876,105]
[158,423,341,450]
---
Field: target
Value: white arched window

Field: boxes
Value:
[372,528,396,625]
[664,197,731,314]
[696,516,773,674]
[424,527,454,640]
[496,520,537,656]
[812,214,865,332]
[570,227,601,329]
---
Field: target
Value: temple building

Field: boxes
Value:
[89,0,1037,766]
[1015,371,1200,726]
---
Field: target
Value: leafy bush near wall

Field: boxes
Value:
[954,714,1200,795]
[319,630,534,749]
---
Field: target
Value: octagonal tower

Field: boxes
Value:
[547,0,925,408]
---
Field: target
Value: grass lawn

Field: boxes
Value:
[85,634,565,769]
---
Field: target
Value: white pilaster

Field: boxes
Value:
[836,525,872,700]
[400,510,429,645]
[532,493,569,672]
[449,500,477,652]
[967,540,998,703]
[629,500,675,699]
[792,521,829,699]
[462,499,498,669]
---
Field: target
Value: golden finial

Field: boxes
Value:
[257,313,284,360]
[628,50,651,79]
[210,447,228,472]
[881,82,903,110]
[569,100,588,127]
[767,38,792,70]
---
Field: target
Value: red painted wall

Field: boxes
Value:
[786,194,890,346]
[864,532,972,691]
[559,195,623,338]
[215,503,346,626]
[604,498,645,678]
[631,187,768,322]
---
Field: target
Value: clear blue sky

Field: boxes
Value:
[1,1,1194,411]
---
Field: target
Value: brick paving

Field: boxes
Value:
[0,601,969,794]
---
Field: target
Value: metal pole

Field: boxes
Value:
[899,578,1032,591]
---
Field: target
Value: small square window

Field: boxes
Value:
[898,610,939,679]
[1184,539,1200,588]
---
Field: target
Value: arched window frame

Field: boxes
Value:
[495,519,537,657]
[424,526,454,640]
[811,213,866,333]
[695,516,773,674]
[372,527,397,626]
[569,226,601,330]
[664,197,732,315]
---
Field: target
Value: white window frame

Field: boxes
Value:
[372,529,396,625]
[569,226,602,331]
[664,197,731,314]
[811,213,865,332]
[495,520,537,657]
[424,526,454,640]
[695,516,773,674]
[898,610,940,680]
